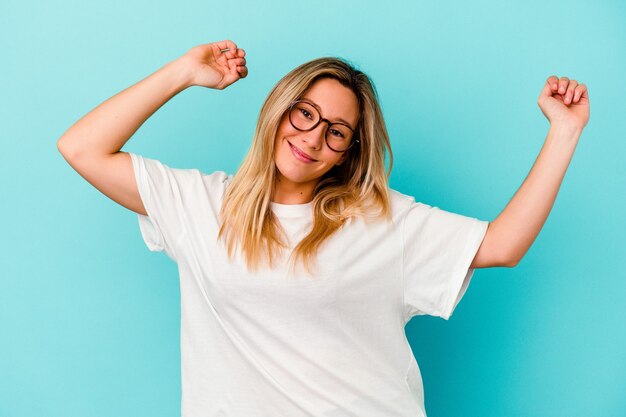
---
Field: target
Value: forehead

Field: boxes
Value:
[301,78,359,127]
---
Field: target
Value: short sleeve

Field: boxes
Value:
[129,152,199,262]
[402,200,489,321]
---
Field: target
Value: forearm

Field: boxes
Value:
[57,58,192,158]
[493,124,583,265]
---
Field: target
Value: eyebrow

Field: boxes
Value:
[301,98,356,130]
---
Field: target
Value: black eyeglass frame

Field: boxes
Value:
[287,99,360,153]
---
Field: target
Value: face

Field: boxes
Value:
[273,77,359,202]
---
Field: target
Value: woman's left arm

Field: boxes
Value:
[470,75,590,268]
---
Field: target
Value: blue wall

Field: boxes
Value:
[1,1,624,416]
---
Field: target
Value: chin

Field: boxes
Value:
[276,167,313,184]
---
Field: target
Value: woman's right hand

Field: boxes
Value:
[178,40,248,90]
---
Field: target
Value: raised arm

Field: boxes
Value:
[56,40,247,215]
[470,75,590,268]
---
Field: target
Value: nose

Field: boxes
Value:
[301,121,329,150]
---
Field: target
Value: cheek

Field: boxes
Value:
[324,149,344,166]
[273,125,287,154]
[273,140,283,168]
[273,134,291,170]
[276,120,296,140]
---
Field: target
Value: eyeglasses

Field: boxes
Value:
[288,100,359,153]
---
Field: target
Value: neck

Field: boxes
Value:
[272,177,317,204]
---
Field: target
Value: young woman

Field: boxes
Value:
[57,39,590,417]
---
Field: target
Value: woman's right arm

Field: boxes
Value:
[56,40,247,216]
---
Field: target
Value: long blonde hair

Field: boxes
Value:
[218,57,393,276]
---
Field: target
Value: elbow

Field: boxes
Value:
[56,136,71,156]
[57,136,81,160]
[506,260,519,268]
[56,139,67,156]
[503,255,520,268]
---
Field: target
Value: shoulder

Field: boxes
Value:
[385,188,449,231]
[132,153,233,196]
[388,187,414,207]
[200,170,233,188]
[388,187,430,215]
[345,188,424,229]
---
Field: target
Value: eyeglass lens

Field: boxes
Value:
[289,101,353,151]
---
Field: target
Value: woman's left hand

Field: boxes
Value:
[537,75,590,130]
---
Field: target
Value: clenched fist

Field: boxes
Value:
[538,75,589,130]
[177,40,248,90]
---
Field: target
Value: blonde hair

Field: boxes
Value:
[218,57,393,276]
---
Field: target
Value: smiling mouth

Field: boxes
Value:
[288,141,317,162]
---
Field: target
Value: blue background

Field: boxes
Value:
[1,1,625,416]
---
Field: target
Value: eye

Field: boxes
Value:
[299,108,312,119]
[329,128,345,138]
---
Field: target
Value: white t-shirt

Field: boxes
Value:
[129,152,489,417]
